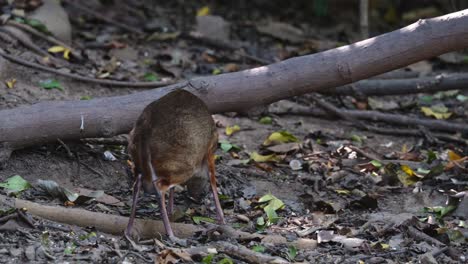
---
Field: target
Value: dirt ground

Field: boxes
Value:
[0,1,467,263]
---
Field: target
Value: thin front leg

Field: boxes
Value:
[125,173,142,238]
[208,150,225,224]
[167,188,175,216]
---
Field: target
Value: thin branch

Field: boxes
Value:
[63,0,144,35]
[6,20,84,61]
[324,73,468,96]
[0,48,178,88]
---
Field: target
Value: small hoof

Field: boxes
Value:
[124,233,145,252]
[168,236,188,247]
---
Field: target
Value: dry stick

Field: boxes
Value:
[1,10,468,158]
[270,103,467,144]
[183,32,271,65]
[271,103,468,134]
[0,195,289,244]
[0,26,50,58]
[371,70,419,79]
[62,0,144,35]
[81,136,128,146]
[0,49,178,88]
[212,241,288,264]
[6,20,84,61]
[308,94,444,145]
[360,0,369,39]
[0,194,202,239]
[407,226,446,247]
[324,73,468,96]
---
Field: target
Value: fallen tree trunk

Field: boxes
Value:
[1,10,468,161]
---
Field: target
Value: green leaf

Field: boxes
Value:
[370,160,382,168]
[416,168,430,175]
[419,95,433,104]
[225,125,240,136]
[202,254,214,264]
[256,216,265,227]
[252,245,265,253]
[259,116,272,124]
[220,142,232,152]
[421,106,452,119]
[259,194,285,210]
[143,72,160,82]
[80,95,92,100]
[39,79,63,91]
[25,18,50,34]
[192,216,215,225]
[0,175,31,194]
[64,243,77,255]
[219,140,240,152]
[264,206,280,224]
[424,205,457,219]
[218,194,231,200]
[427,150,437,164]
[218,257,234,264]
[459,220,467,228]
[250,152,280,163]
[258,193,275,203]
[287,245,297,261]
[79,232,97,240]
[350,134,362,143]
[258,194,284,224]
[456,94,467,102]
[263,131,299,146]
[212,68,222,75]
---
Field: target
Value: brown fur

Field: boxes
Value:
[128,89,217,194]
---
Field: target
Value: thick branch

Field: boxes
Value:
[324,73,468,96]
[1,10,468,159]
[270,102,468,134]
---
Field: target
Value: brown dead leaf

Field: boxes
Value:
[223,63,239,72]
[74,187,124,207]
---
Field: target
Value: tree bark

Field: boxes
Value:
[1,10,468,161]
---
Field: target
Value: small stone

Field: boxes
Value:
[289,159,302,171]
[236,214,250,223]
[419,252,438,264]
[25,246,35,261]
[9,248,22,257]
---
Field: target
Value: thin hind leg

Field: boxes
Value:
[148,160,175,238]
[125,173,142,238]
[208,149,225,224]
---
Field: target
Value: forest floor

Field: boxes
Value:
[0,1,467,263]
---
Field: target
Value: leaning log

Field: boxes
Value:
[1,10,468,161]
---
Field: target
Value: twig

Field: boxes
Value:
[360,0,369,39]
[81,136,128,146]
[121,251,153,263]
[406,226,446,247]
[0,48,177,88]
[6,20,83,61]
[212,241,288,264]
[0,26,50,58]
[63,0,144,35]
[183,32,272,65]
[56,138,73,158]
[78,160,106,178]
